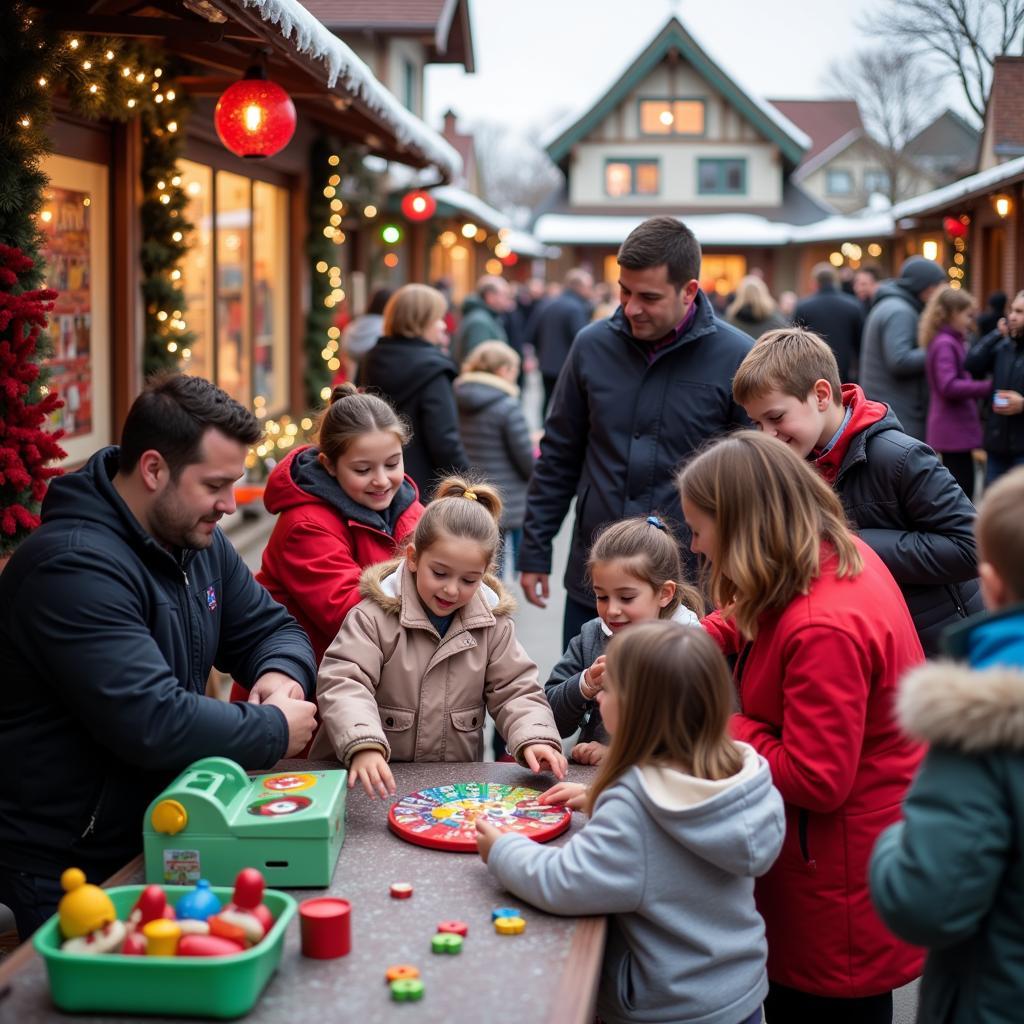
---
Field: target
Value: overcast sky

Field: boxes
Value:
[424,0,968,136]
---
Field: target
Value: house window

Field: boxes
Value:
[826,169,854,195]
[639,99,705,135]
[402,59,417,113]
[179,158,290,413]
[697,158,746,195]
[605,159,660,197]
[863,169,891,195]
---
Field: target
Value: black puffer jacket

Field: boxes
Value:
[520,293,752,602]
[965,328,1024,456]
[361,335,469,497]
[834,406,983,656]
[454,372,533,529]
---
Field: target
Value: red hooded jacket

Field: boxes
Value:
[703,538,925,997]
[813,383,887,485]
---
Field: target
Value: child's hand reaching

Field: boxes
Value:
[571,741,608,766]
[475,817,502,863]
[348,749,396,799]
[580,655,606,699]
[522,743,568,779]
[540,781,588,810]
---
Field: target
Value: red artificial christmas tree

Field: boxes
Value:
[0,243,65,554]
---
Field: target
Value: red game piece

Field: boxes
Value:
[437,920,468,936]
[178,934,246,957]
[299,898,351,959]
[121,932,146,956]
[389,882,413,899]
[209,915,249,946]
[232,868,264,909]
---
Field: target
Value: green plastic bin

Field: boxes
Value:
[33,884,297,1019]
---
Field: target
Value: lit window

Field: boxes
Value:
[639,99,705,135]
[697,159,746,195]
[605,159,660,197]
[826,169,853,195]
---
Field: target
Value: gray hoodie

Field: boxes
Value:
[487,747,783,1024]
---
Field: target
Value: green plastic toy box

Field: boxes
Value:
[143,757,347,888]
[33,884,297,1019]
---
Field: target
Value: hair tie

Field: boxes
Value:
[463,489,478,501]
[646,515,666,531]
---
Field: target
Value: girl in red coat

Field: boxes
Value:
[677,431,924,1024]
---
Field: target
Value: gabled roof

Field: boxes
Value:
[543,17,810,166]
[769,99,864,169]
[905,108,980,157]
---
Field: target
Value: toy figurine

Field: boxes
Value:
[208,868,272,946]
[57,868,127,954]
[175,878,221,922]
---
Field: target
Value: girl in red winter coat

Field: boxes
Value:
[677,432,924,1024]
[231,384,424,742]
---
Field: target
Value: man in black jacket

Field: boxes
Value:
[0,375,317,937]
[519,217,752,646]
[795,263,865,381]
[534,268,594,414]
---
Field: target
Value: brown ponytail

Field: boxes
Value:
[412,476,503,565]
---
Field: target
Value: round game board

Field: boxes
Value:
[388,782,572,852]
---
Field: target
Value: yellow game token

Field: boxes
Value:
[494,915,526,935]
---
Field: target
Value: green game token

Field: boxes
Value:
[431,932,463,954]
[390,978,425,1002]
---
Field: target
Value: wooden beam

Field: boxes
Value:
[42,14,241,43]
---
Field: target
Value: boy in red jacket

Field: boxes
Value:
[732,328,982,657]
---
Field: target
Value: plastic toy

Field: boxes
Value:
[126,884,175,934]
[57,868,117,940]
[178,934,246,957]
[385,964,420,982]
[299,897,351,959]
[490,906,521,920]
[143,918,181,956]
[389,882,413,899]
[437,920,468,936]
[390,978,425,1002]
[175,879,222,921]
[494,915,526,935]
[431,933,463,954]
[143,757,347,887]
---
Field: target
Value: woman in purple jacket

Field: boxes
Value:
[921,286,993,499]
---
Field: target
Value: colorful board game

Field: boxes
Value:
[388,782,571,852]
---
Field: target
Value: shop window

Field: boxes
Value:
[826,169,853,195]
[253,181,288,411]
[216,171,252,408]
[697,159,746,195]
[699,254,747,296]
[605,159,660,197]
[178,160,213,381]
[639,99,705,135]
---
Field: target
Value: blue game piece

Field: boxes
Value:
[491,906,521,920]
[176,878,222,921]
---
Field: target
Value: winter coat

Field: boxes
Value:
[965,328,1024,456]
[361,335,469,496]
[0,448,317,877]
[725,306,789,342]
[544,606,700,743]
[814,384,983,657]
[487,752,785,1024]
[453,372,533,530]
[925,326,992,451]
[534,288,593,379]
[860,280,929,439]
[520,294,752,603]
[871,606,1024,1024]
[452,294,508,365]
[311,559,561,766]
[341,312,383,358]
[702,537,926,998]
[794,284,864,381]
[256,444,424,663]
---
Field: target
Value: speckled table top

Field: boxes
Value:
[0,760,604,1024]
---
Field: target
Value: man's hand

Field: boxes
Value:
[539,781,588,810]
[248,671,305,704]
[522,743,567,779]
[263,688,317,756]
[580,656,606,699]
[520,572,550,608]
[348,750,396,799]
[475,818,503,864]
[995,389,1024,415]
[571,741,608,766]
[998,316,1010,337]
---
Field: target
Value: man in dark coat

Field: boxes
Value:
[533,268,594,414]
[451,275,512,365]
[861,256,947,440]
[0,375,318,938]
[795,263,865,381]
[519,216,752,646]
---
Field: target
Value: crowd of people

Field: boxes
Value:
[2,213,1024,1024]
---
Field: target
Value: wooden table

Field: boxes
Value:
[0,760,605,1023]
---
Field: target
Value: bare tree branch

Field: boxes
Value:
[471,122,562,225]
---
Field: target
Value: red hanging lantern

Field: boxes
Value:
[400,190,437,222]
[500,252,519,267]
[215,66,296,159]
[943,215,969,239]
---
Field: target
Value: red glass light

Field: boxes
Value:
[215,68,296,159]
[400,190,437,222]
[943,215,968,239]
[500,252,519,267]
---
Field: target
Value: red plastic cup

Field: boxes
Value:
[299,898,351,959]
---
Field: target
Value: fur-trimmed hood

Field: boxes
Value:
[358,557,516,618]
[898,660,1024,752]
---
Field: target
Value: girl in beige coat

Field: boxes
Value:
[312,477,567,797]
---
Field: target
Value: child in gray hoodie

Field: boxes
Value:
[478,621,784,1024]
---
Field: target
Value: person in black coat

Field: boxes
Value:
[519,217,751,647]
[795,262,865,381]
[361,284,469,497]
[533,269,594,414]
[0,375,318,937]
[976,290,1007,338]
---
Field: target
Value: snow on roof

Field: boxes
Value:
[503,228,560,259]
[238,0,461,178]
[430,185,509,230]
[890,154,1024,219]
[533,210,894,248]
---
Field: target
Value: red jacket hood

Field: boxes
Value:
[814,384,888,485]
